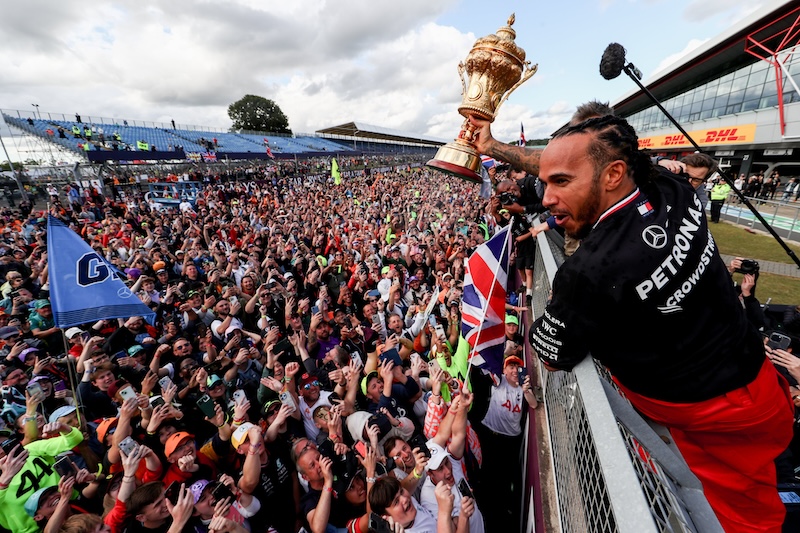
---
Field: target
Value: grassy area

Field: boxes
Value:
[729,271,800,305]
[713,221,800,304]
[711,222,800,264]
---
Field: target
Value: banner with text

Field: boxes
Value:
[638,124,757,150]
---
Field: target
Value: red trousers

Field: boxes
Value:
[616,358,794,533]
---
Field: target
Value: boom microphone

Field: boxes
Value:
[600,44,800,270]
[599,43,627,80]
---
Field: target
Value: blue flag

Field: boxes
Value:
[47,216,156,328]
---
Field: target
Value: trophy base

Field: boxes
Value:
[426,141,483,184]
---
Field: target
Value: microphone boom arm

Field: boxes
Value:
[622,63,800,270]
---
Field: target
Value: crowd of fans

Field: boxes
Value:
[0,157,539,533]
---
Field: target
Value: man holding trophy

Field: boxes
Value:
[430,15,795,533]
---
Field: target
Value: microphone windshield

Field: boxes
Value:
[600,43,627,80]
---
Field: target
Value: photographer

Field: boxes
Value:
[494,166,545,218]
[728,257,765,330]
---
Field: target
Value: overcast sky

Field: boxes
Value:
[0,0,775,150]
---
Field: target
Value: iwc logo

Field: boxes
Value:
[641,225,668,249]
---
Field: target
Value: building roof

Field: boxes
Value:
[316,121,447,146]
[613,0,799,116]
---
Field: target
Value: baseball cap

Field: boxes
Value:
[0,326,18,339]
[300,373,318,388]
[127,345,145,356]
[345,411,372,443]
[106,380,131,399]
[164,431,194,458]
[65,327,84,339]
[48,405,76,424]
[188,479,211,504]
[18,347,39,361]
[32,299,51,309]
[231,422,255,451]
[505,315,519,326]
[206,374,223,388]
[24,485,57,517]
[504,355,524,368]
[262,399,281,416]
[426,442,451,470]
[360,371,379,396]
[152,261,166,272]
[124,268,141,279]
[96,417,118,443]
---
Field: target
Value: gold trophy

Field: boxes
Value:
[427,14,537,183]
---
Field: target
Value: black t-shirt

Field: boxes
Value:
[300,486,358,529]
[241,440,297,533]
[530,172,763,402]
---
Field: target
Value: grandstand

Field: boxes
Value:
[0,110,443,164]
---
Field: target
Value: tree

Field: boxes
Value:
[0,161,23,172]
[228,95,292,134]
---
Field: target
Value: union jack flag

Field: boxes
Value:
[461,225,511,376]
[519,122,526,147]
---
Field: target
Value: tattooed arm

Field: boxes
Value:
[468,116,542,176]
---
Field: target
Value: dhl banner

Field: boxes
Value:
[638,124,756,149]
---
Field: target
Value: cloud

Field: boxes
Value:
[0,0,473,137]
[651,38,709,75]
[682,0,763,23]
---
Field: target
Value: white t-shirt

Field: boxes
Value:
[211,316,244,339]
[299,390,332,442]
[420,455,484,533]
[481,376,524,437]
[405,500,438,533]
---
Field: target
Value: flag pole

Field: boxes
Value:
[49,205,85,430]
[463,226,511,389]
[60,331,85,429]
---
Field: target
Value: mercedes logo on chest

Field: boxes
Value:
[642,225,668,249]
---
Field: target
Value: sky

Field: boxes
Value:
[0,0,774,152]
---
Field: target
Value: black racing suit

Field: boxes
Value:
[530,172,763,403]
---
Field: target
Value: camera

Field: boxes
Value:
[498,192,518,205]
[734,259,760,275]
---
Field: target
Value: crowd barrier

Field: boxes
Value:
[522,232,722,532]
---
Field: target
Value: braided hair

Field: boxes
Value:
[554,115,656,186]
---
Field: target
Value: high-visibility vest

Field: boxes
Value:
[710,183,731,201]
[84,128,92,138]
[72,126,81,135]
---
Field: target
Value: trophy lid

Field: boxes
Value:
[472,14,526,64]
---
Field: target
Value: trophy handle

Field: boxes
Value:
[494,62,539,116]
[457,61,467,96]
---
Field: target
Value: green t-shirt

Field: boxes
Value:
[0,427,84,533]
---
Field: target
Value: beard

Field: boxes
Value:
[566,172,603,240]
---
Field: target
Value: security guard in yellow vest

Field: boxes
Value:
[709,179,731,223]
[72,125,81,137]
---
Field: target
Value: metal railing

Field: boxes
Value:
[524,233,722,533]
[719,193,800,240]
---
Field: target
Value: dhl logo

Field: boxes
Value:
[638,138,654,148]
[637,124,755,149]
[664,135,687,146]
[703,128,741,143]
